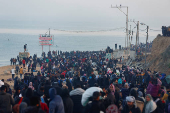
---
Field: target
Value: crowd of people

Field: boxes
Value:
[130,42,153,55]
[1,49,170,113]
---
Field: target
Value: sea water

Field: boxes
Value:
[0,23,160,66]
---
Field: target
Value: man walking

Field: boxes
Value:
[22,59,26,68]
[20,67,24,79]
[10,58,13,65]
[24,44,27,52]
[11,67,15,80]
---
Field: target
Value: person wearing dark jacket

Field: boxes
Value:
[104,88,116,109]
[84,91,105,113]
[70,84,85,113]
[66,77,72,92]
[73,76,84,89]
[52,82,63,96]
[0,85,14,113]
[62,89,74,113]
[88,75,97,87]
[121,96,141,113]
[154,90,164,113]
[22,88,33,106]
[130,89,144,102]
[13,87,21,99]
[23,96,45,113]
[121,83,129,100]
[49,88,65,113]
[44,80,52,106]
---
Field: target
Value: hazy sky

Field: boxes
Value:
[0,0,170,30]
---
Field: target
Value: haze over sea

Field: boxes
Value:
[0,21,160,66]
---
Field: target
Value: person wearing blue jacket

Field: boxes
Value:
[49,88,65,113]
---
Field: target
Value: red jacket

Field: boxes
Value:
[40,102,49,113]
[22,60,25,64]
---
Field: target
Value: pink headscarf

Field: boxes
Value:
[109,84,115,95]
[28,82,34,90]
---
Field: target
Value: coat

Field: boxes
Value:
[146,83,160,97]
[70,88,85,113]
[20,68,24,74]
[49,88,65,113]
[154,98,164,113]
[84,100,105,113]
[62,97,74,113]
[22,106,45,113]
[121,88,129,100]
[168,103,170,113]
[0,91,14,113]
[121,104,141,113]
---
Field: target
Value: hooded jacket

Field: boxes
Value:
[0,91,14,113]
[49,88,64,113]
[19,102,27,113]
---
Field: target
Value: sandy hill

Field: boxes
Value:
[147,35,170,74]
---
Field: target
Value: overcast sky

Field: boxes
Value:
[0,0,169,30]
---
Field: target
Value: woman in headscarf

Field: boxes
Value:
[144,94,157,113]
[109,84,115,96]
[28,82,34,91]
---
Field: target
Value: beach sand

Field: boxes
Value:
[0,65,41,90]
[0,65,16,88]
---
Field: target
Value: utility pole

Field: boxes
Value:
[128,20,139,57]
[129,25,131,56]
[111,5,128,49]
[145,26,149,68]
[136,21,139,56]
[140,22,149,68]
[127,7,129,50]
[137,21,139,45]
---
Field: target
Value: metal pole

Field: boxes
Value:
[145,26,149,68]
[137,21,139,45]
[126,7,130,55]
[49,28,50,35]
[127,7,128,51]
[125,35,126,48]
[111,5,128,49]
[136,21,139,56]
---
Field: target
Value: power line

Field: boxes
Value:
[140,28,161,31]
[149,29,161,31]
[53,27,125,33]
[139,28,147,31]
